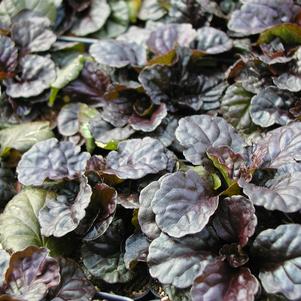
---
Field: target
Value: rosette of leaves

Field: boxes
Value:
[0,246,96,301]
[139,47,227,111]
[98,87,168,136]
[136,114,301,300]
[0,11,57,99]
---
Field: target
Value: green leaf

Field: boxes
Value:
[0,121,54,156]
[0,188,62,254]
[258,23,301,45]
[127,0,141,22]
[49,55,86,106]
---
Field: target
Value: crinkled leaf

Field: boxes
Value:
[146,23,196,55]
[193,27,232,54]
[240,171,301,213]
[138,0,167,20]
[11,17,56,53]
[150,114,179,147]
[17,138,90,186]
[62,61,110,101]
[220,83,255,132]
[0,121,54,154]
[175,115,244,165]
[168,0,207,28]
[207,146,248,186]
[151,170,218,238]
[49,55,86,106]
[48,257,96,301]
[138,179,162,240]
[83,183,117,241]
[71,0,111,36]
[0,189,62,253]
[228,0,296,35]
[252,224,301,300]
[0,0,57,25]
[57,103,98,140]
[0,36,18,75]
[148,230,219,289]
[124,233,149,269]
[1,246,60,301]
[253,122,301,168]
[89,118,134,148]
[4,54,56,98]
[129,103,167,132]
[82,219,134,283]
[90,40,146,68]
[106,137,168,179]
[191,258,259,301]
[139,48,226,110]
[273,72,301,93]
[38,176,92,237]
[250,86,295,127]
[100,97,132,128]
[212,196,257,246]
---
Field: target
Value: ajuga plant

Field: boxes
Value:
[3,1,301,301]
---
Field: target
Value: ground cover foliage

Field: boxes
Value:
[2,0,301,300]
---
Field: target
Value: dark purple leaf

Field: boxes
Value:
[151,170,219,238]
[207,146,250,183]
[48,257,96,301]
[138,178,163,240]
[4,54,56,98]
[252,224,301,300]
[273,73,301,93]
[63,62,111,101]
[212,196,257,246]
[175,115,244,165]
[81,219,134,283]
[240,171,301,213]
[228,0,297,35]
[17,138,90,186]
[1,246,60,301]
[129,103,167,132]
[90,40,146,68]
[219,243,249,268]
[0,36,18,75]
[11,16,56,53]
[168,0,208,28]
[193,27,232,54]
[83,183,117,241]
[139,48,226,111]
[252,122,301,168]
[191,258,259,301]
[147,229,219,288]
[106,137,168,179]
[124,233,150,269]
[89,118,135,147]
[71,0,111,36]
[38,176,92,237]
[146,23,196,55]
[250,86,295,127]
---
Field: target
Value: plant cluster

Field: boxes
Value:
[1,0,301,300]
